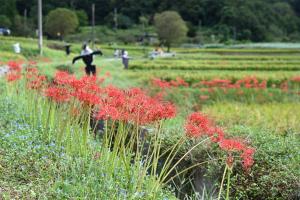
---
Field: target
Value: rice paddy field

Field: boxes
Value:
[0,36,299,199]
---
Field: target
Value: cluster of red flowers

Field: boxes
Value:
[152,77,189,89]
[25,67,47,90]
[185,112,255,171]
[42,71,176,125]
[6,61,23,82]
[152,75,300,99]
[200,76,267,90]
[96,86,176,125]
[291,76,300,82]
[45,71,103,105]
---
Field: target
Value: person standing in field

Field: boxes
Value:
[72,43,103,76]
[121,49,129,69]
[114,49,120,58]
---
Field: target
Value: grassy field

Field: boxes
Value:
[0,36,299,199]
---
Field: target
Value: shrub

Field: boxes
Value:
[45,8,79,39]
[75,10,89,27]
[154,11,188,52]
[226,126,300,199]
[0,15,11,28]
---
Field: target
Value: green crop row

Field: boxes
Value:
[130,59,300,71]
[125,69,300,86]
[173,48,300,54]
[168,54,300,61]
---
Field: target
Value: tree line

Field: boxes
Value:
[0,0,300,42]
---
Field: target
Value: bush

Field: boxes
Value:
[76,10,89,27]
[0,15,11,28]
[45,8,79,39]
[227,126,300,199]
[154,11,188,51]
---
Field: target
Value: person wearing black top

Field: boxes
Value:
[72,44,103,76]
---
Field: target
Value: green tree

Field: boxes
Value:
[45,8,79,39]
[0,0,17,23]
[0,15,12,28]
[154,11,188,51]
[76,10,89,26]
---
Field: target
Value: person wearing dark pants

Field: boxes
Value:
[65,44,71,56]
[72,44,103,76]
[121,49,129,69]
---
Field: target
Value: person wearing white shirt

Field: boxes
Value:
[121,49,129,69]
[72,44,103,76]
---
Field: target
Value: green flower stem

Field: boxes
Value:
[218,164,228,200]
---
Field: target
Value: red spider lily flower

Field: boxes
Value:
[96,86,176,124]
[125,88,176,124]
[26,67,39,74]
[152,78,171,89]
[185,112,225,142]
[176,77,189,87]
[76,76,104,92]
[7,61,22,72]
[67,75,104,106]
[185,112,212,138]
[199,95,210,101]
[54,71,76,85]
[25,67,39,79]
[241,147,255,170]
[96,105,122,121]
[170,77,189,87]
[105,71,111,77]
[185,111,256,171]
[291,76,300,82]
[258,80,267,89]
[45,86,71,102]
[6,72,22,82]
[219,138,245,152]
[27,75,47,90]
[209,127,225,142]
[143,102,176,124]
[104,86,126,106]
[200,88,208,92]
[25,68,47,90]
[74,90,101,106]
[28,60,38,66]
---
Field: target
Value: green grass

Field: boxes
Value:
[131,59,300,71]
[173,48,300,54]
[164,53,300,61]
[203,102,300,135]
[124,69,300,86]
